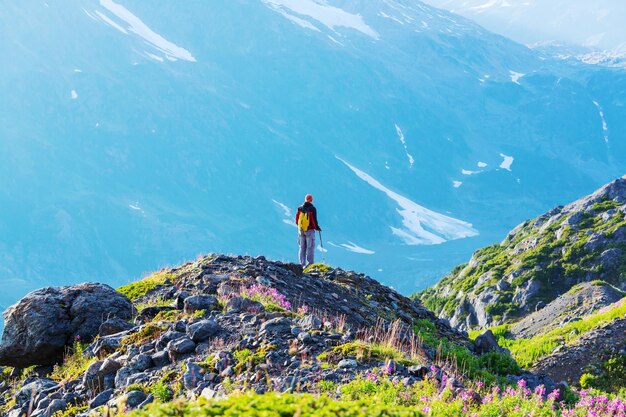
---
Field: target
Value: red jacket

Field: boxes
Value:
[295,202,320,231]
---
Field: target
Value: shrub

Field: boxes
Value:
[303,263,331,274]
[151,381,173,402]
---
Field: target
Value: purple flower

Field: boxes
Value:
[534,385,546,397]
[547,389,560,401]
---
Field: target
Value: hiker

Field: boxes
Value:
[295,194,321,267]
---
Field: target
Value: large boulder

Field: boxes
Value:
[0,283,134,367]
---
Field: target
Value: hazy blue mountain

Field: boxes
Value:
[1,0,625,317]
[421,0,626,52]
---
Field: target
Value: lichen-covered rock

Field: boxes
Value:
[0,283,133,367]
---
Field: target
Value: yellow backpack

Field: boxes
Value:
[297,207,310,232]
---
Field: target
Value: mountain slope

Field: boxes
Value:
[1,255,533,416]
[2,0,626,313]
[419,175,626,330]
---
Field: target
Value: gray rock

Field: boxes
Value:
[0,283,133,367]
[474,330,503,355]
[167,338,196,355]
[297,332,312,344]
[183,362,203,390]
[183,295,220,314]
[16,379,58,406]
[408,365,429,379]
[99,358,122,376]
[600,248,622,268]
[83,360,105,393]
[89,389,113,409]
[98,317,134,337]
[201,388,217,399]
[125,390,147,409]
[151,351,171,368]
[187,320,220,342]
[225,297,264,313]
[130,354,153,372]
[299,315,322,330]
[260,317,292,335]
[114,366,134,389]
[44,399,66,417]
[157,331,186,348]
[137,394,154,409]
[338,359,358,369]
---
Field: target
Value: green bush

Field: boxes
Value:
[151,380,173,402]
[303,263,331,274]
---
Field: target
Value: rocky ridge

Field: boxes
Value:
[419,175,626,331]
[0,255,532,417]
[531,307,626,386]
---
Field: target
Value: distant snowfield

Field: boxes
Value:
[88,0,196,62]
[262,0,380,39]
[499,153,514,171]
[337,157,478,245]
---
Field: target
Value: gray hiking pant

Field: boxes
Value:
[298,230,316,266]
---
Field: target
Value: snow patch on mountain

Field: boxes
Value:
[340,241,375,254]
[394,124,414,167]
[263,0,379,39]
[337,157,478,245]
[275,9,321,32]
[273,199,296,227]
[93,10,128,34]
[499,153,514,171]
[592,100,610,144]
[462,169,481,175]
[96,0,196,62]
[509,70,525,84]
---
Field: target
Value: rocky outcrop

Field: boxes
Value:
[531,316,626,385]
[0,283,134,367]
[510,281,624,338]
[419,175,626,331]
[0,255,531,417]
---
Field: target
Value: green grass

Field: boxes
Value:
[50,342,97,382]
[485,299,626,368]
[118,271,176,301]
[123,378,568,417]
[318,340,421,367]
[121,324,167,346]
[233,344,276,373]
[127,391,425,417]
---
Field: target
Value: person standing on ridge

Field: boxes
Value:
[295,194,321,267]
